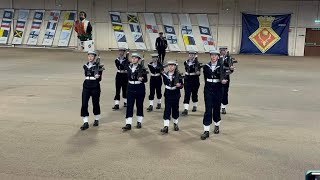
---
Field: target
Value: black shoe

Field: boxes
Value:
[156,103,161,109]
[192,106,197,112]
[112,105,119,110]
[80,122,89,130]
[136,122,142,129]
[214,126,220,134]
[181,109,188,116]
[160,126,169,134]
[122,124,131,131]
[124,102,127,107]
[93,120,99,127]
[147,105,153,112]
[173,123,179,131]
[201,131,210,140]
[221,108,226,114]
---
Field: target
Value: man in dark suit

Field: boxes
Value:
[155,32,168,64]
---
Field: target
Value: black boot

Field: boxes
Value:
[112,105,119,110]
[214,126,220,134]
[181,109,188,116]
[173,123,179,131]
[93,120,99,127]
[136,122,142,129]
[192,106,197,112]
[122,124,131,131]
[221,108,226,114]
[161,126,169,134]
[201,131,210,140]
[156,103,161,109]
[124,102,127,107]
[80,122,89,130]
[147,105,153,112]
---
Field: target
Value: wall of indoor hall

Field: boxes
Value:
[1,0,319,56]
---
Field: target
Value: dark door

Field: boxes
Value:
[305,28,320,56]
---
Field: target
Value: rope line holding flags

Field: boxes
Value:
[109,11,129,49]
[12,9,29,45]
[196,14,216,52]
[58,11,76,47]
[27,10,45,45]
[143,13,159,50]
[0,9,14,44]
[42,10,61,46]
[161,13,180,52]
[178,14,198,52]
[127,13,147,50]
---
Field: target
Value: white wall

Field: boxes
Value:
[1,0,320,56]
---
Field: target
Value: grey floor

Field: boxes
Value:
[0,48,319,180]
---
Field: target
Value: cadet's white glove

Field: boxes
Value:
[221,79,228,84]
[95,74,100,78]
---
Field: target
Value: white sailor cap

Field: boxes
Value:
[88,50,97,56]
[131,53,142,59]
[188,50,197,54]
[219,46,228,51]
[166,60,178,66]
[151,53,159,58]
[119,47,127,51]
[209,50,220,55]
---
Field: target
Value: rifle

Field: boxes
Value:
[219,56,226,82]
[173,63,184,85]
[224,52,237,76]
[125,49,130,61]
[94,52,105,76]
[138,51,149,78]
[194,56,205,73]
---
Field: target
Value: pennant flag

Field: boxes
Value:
[16,21,26,29]
[44,31,55,39]
[167,35,178,44]
[65,12,75,21]
[127,15,138,23]
[14,30,23,38]
[133,34,143,43]
[199,26,211,35]
[49,11,60,21]
[164,25,175,34]
[34,11,44,21]
[29,31,39,38]
[129,24,141,33]
[113,25,123,32]
[62,22,73,30]
[3,10,13,19]
[182,26,192,35]
[1,20,11,29]
[183,35,195,45]
[240,13,291,55]
[46,22,57,30]
[115,32,127,42]
[110,14,121,23]
[146,24,158,33]
[31,21,42,29]
[201,36,214,46]
[0,29,9,37]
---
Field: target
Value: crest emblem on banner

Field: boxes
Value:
[249,16,280,53]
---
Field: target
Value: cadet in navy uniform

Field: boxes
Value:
[219,47,235,114]
[155,32,168,64]
[181,51,201,116]
[80,51,103,130]
[122,53,148,131]
[112,48,129,110]
[146,53,163,112]
[201,50,228,140]
[161,60,184,134]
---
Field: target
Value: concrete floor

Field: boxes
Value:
[0,48,319,180]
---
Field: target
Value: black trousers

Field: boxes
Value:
[81,87,101,117]
[126,84,145,118]
[149,76,162,100]
[157,49,166,64]
[222,78,230,106]
[114,73,128,100]
[203,88,222,126]
[163,97,180,120]
[183,77,200,104]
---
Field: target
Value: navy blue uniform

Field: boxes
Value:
[81,62,103,117]
[162,72,183,120]
[126,64,148,119]
[222,55,233,106]
[202,61,225,126]
[183,59,201,105]
[114,57,129,101]
[148,62,163,101]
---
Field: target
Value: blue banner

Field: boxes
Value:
[240,13,291,55]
